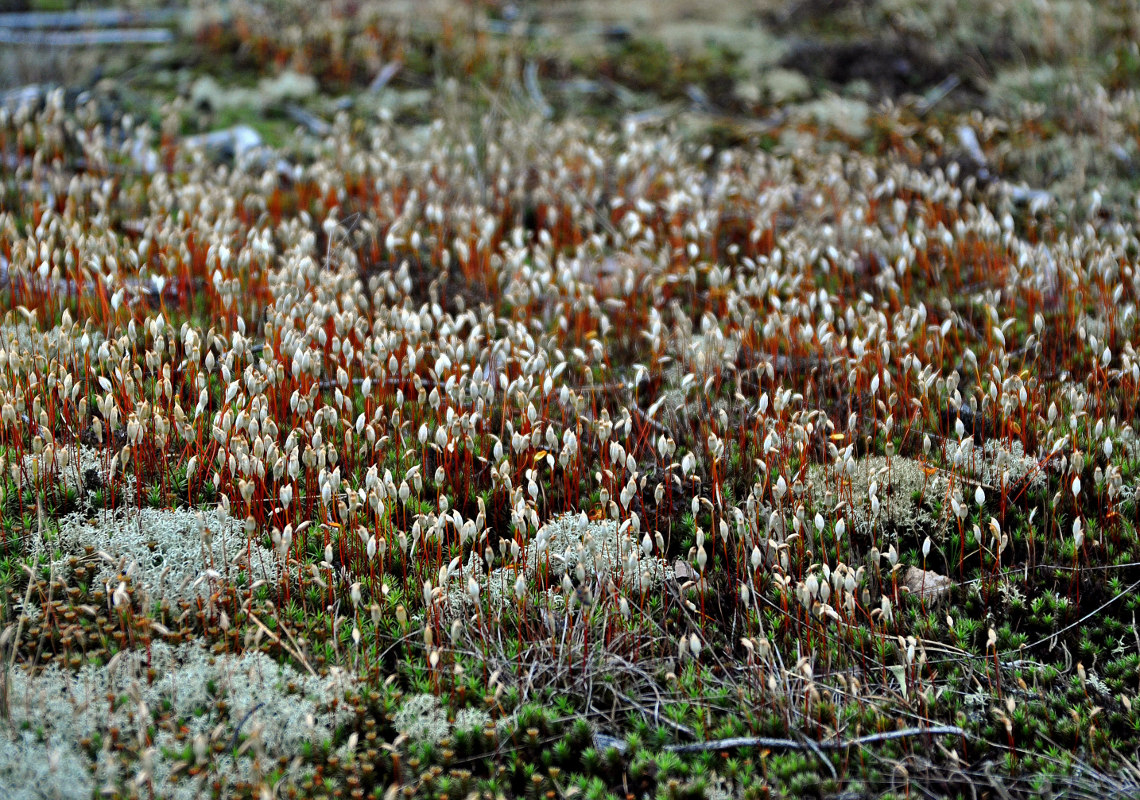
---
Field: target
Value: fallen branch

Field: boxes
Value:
[663,725,968,754]
[592,724,969,756]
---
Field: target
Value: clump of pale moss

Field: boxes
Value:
[531,513,669,590]
[0,729,93,800]
[3,640,355,799]
[453,707,492,732]
[446,513,669,613]
[812,443,1051,544]
[810,456,952,541]
[949,437,1048,493]
[391,695,513,748]
[51,507,278,604]
[393,694,450,743]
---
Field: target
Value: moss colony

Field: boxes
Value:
[3,1,1140,798]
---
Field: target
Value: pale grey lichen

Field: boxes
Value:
[810,455,951,541]
[2,640,355,800]
[445,513,669,613]
[453,707,492,733]
[537,514,668,588]
[949,437,1048,494]
[812,442,1050,544]
[52,507,279,604]
[393,693,450,744]
[0,730,93,800]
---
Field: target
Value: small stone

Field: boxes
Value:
[674,559,698,582]
[901,566,953,604]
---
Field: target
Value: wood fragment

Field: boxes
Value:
[597,725,968,755]
[665,725,968,753]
